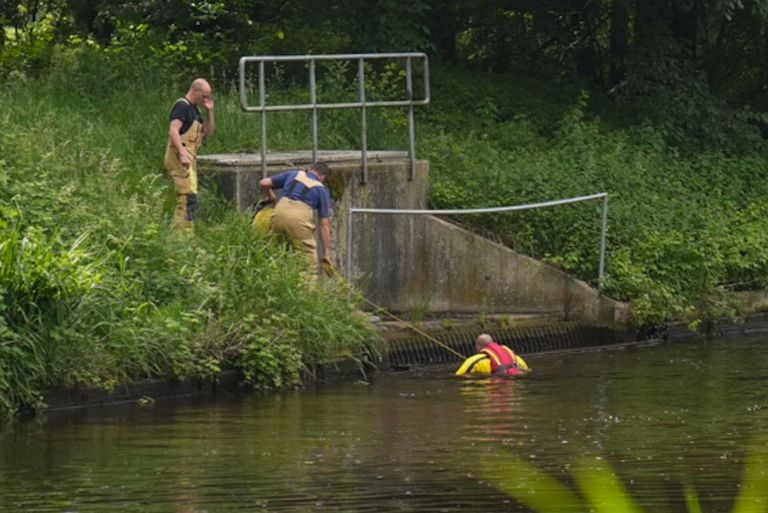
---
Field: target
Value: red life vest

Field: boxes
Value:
[481,342,523,376]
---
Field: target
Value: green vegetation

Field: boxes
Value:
[0,56,378,418]
[3,0,768,417]
[482,441,768,513]
[421,73,768,325]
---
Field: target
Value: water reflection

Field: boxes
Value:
[1,337,767,512]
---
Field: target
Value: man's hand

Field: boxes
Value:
[203,95,215,112]
[322,256,336,277]
[259,177,276,202]
[179,148,192,168]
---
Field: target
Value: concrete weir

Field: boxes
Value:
[198,150,635,366]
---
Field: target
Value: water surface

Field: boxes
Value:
[2,337,767,512]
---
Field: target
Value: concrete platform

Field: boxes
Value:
[198,149,629,327]
[199,149,409,168]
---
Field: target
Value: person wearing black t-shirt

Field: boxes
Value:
[164,78,215,228]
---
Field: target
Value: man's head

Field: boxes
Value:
[187,78,213,106]
[310,162,331,182]
[475,333,493,352]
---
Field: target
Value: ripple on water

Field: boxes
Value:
[2,338,768,512]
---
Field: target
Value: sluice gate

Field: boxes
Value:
[377,319,638,370]
[201,52,633,365]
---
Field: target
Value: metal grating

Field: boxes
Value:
[384,322,636,369]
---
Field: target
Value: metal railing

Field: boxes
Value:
[347,192,609,290]
[238,52,430,182]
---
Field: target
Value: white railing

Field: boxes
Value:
[239,53,430,182]
[347,193,609,290]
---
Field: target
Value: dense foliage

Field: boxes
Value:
[4,0,768,150]
[422,71,768,324]
[2,1,768,417]
[0,68,378,418]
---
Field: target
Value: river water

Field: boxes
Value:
[1,337,767,513]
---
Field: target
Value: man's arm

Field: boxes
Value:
[259,177,277,202]
[317,187,333,259]
[202,95,215,137]
[168,119,191,168]
[319,217,331,258]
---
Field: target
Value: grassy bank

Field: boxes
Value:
[0,60,378,418]
[3,44,768,416]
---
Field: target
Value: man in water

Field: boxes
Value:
[455,333,531,376]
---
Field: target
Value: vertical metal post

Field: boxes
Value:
[309,59,318,163]
[598,194,609,290]
[347,209,355,282]
[259,60,267,177]
[406,56,416,181]
[358,58,368,184]
[240,54,429,187]
[238,58,247,110]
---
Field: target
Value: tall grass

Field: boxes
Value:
[3,42,768,415]
[0,52,379,417]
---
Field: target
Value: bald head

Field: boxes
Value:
[475,333,493,352]
[187,78,212,106]
[191,78,210,90]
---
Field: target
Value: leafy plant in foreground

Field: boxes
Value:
[482,443,768,513]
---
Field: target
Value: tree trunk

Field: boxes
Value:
[426,0,459,63]
[671,0,698,58]
[609,0,630,86]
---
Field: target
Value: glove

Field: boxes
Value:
[322,257,336,277]
[252,197,275,214]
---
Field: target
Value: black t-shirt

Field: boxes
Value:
[169,98,202,135]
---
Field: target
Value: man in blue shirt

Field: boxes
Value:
[259,162,333,271]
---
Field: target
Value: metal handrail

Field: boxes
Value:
[238,53,430,182]
[347,193,610,290]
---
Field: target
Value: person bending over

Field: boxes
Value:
[259,162,333,273]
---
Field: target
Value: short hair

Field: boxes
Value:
[191,78,209,91]
[475,333,493,351]
[311,162,331,177]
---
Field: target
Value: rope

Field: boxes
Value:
[360,297,466,360]
[324,261,465,360]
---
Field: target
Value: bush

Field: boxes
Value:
[0,70,378,418]
[3,35,768,416]
[423,86,768,326]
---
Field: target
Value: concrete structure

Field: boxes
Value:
[198,151,630,328]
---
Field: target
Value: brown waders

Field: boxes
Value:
[270,171,324,270]
[164,107,204,229]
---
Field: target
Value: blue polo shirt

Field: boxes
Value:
[271,170,332,218]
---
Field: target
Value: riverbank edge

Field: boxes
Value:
[36,311,768,414]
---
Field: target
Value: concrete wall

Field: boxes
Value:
[353,214,629,326]
[198,151,630,328]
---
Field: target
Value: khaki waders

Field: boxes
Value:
[164,106,204,228]
[270,171,325,269]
